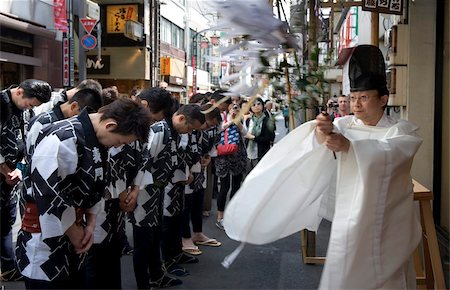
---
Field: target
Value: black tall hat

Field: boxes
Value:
[349,45,388,95]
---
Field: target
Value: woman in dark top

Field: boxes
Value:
[244,97,275,172]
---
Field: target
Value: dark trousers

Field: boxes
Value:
[161,215,182,262]
[217,174,243,212]
[1,182,16,273]
[83,239,122,289]
[133,225,163,289]
[181,189,204,239]
[25,277,79,290]
[204,158,218,212]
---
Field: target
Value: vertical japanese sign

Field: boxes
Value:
[362,0,403,15]
[63,37,70,86]
[106,5,139,34]
[53,0,68,32]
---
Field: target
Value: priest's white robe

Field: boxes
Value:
[223,115,422,289]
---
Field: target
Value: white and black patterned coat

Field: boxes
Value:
[130,119,182,227]
[16,110,107,282]
[0,89,25,208]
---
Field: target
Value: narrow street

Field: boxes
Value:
[3,114,331,290]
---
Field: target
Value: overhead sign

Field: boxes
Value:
[106,4,139,34]
[87,55,110,74]
[81,34,97,50]
[362,0,403,15]
[80,18,98,34]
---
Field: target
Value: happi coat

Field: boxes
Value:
[16,110,106,281]
[130,119,184,227]
[224,114,422,289]
[0,88,25,209]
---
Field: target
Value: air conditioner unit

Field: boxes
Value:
[125,20,144,42]
[86,0,100,20]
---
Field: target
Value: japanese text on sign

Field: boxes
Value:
[106,5,139,34]
[362,0,402,15]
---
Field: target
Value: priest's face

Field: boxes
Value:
[350,90,388,126]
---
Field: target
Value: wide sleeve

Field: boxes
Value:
[31,134,78,239]
[319,120,423,289]
[224,121,336,245]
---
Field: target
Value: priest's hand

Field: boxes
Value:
[324,133,350,153]
[315,112,333,144]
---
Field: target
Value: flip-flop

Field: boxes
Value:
[194,238,222,247]
[182,246,202,256]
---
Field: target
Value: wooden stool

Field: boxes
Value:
[300,180,446,289]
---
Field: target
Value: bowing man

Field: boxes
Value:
[16,98,151,289]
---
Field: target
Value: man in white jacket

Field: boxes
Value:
[224,45,422,289]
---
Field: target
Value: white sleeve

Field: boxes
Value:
[32,134,79,239]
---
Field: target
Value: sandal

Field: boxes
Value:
[182,246,202,256]
[194,238,222,247]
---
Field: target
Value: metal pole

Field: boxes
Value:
[78,0,87,82]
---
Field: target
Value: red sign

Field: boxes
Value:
[53,0,68,32]
[80,18,98,34]
[81,34,97,50]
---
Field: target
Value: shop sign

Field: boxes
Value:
[106,5,139,34]
[362,0,403,15]
[87,55,110,75]
[160,57,171,76]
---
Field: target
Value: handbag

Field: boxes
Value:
[217,124,239,156]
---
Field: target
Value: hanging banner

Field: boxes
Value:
[53,0,68,32]
[362,0,403,15]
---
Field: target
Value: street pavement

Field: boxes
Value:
[3,113,330,289]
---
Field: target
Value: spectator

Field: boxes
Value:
[215,101,247,230]
[244,97,275,172]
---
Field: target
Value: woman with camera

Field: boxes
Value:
[215,97,248,230]
[244,97,276,173]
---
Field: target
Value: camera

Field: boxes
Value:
[328,101,338,108]
[232,104,240,110]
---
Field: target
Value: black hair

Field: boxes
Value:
[201,103,222,122]
[98,98,151,142]
[70,88,103,113]
[77,79,102,96]
[101,87,120,105]
[19,79,52,103]
[138,87,174,118]
[175,104,205,125]
[211,90,232,104]
[189,93,205,104]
